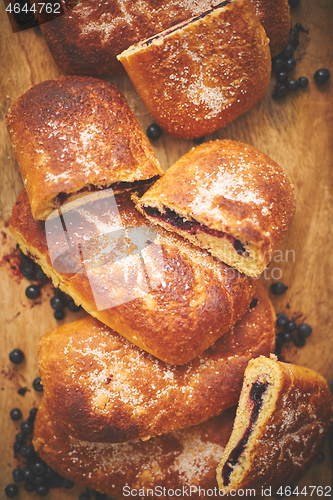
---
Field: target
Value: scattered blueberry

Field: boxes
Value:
[9,348,25,364]
[282,44,295,59]
[293,334,306,347]
[277,71,288,83]
[25,284,41,299]
[193,136,205,144]
[67,298,82,312]
[62,477,75,489]
[20,445,35,460]
[297,323,312,337]
[249,297,258,309]
[19,256,36,280]
[285,321,297,333]
[54,309,65,320]
[285,58,296,72]
[35,484,49,496]
[50,294,67,311]
[32,377,43,392]
[273,58,285,73]
[13,442,21,454]
[4,483,19,498]
[317,450,325,463]
[32,461,47,476]
[146,123,162,140]
[314,68,331,84]
[287,79,299,91]
[35,267,48,282]
[272,84,288,100]
[33,475,47,487]
[18,387,28,396]
[298,76,309,88]
[270,282,288,295]
[29,407,38,420]
[15,432,25,444]
[22,466,35,482]
[10,408,22,421]
[12,469,24,482]
[276,313,288,327]
[45,467,56,480]
[283,331,293,343]
[20,420,33,435]
[24,482,35,492]
[288,0,300,7]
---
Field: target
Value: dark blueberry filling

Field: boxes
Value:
[145,1,231,46]
[222,382,268,486]
[55,177,160,208]
[143,206,247,256]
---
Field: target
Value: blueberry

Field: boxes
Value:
[62,477,75,489]
[29,407,38,420]
[285,58,296,72]
[285,321,297,333]
[24,482,35,492]
[48,473,62,488]
[293,334,306,347]
[33,377,43,392]
[13,442,21,453]
[35,484,49,496]
[25,284,41,299]
[12,468,24,482]
[20,420,33,434]
[276,313,288,327]
[283,331,293,343]
[10,408,22,421]
[50,294,67,311]
[272,84,288,100]
[67,298,82,312]
[314,68,331,84]
[317,450,325,463]
[20,445,35,459]
[270,282,288,295]
[22,466,35,482]
[282,44,294,59]
[9,348,25,364]
[44,467,56,480]
[54,309,65,320]
[15,432,25,444]
[294,23,306,33]
[298,76,309,88]
[288,0,300,7]
[287,79,299,91]
[297,323,312,337]
[193,136,205,144]
[277,71,288,83]
[146,123,162,140]
[35,267,48,282]
[4,483,19,498]
[273,58,285,73]
[19,256,36,280]
[33,475,47,487]
[249,298,258,309]
[32,461,47,476]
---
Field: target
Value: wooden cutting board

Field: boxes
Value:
[0,0,332,498]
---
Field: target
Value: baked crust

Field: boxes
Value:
[216,355,333,494]
[9,189,255,365]
[252,0,290,57]
[117,0,271,139]
[33,398,236,498]
[6,75,163,220]
[136,140,296,277]
[38,281,275,443]
[39,0,287,76]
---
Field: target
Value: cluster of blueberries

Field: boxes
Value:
[19,249,82,320]
[272,23,331,100]
[6,349,108,499]
[270,282,313,355]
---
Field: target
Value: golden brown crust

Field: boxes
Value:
[6,75,163,220]
[40,0,289,75]
[118,0,271,139]
[252,0,291,57]
[33,398,235,498]
[216,355,333,494]
[38,281,275,443]
[9,189,255,365]
[137,140,296,277]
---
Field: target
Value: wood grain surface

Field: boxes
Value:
[0,0,332,498]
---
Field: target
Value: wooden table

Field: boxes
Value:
[0,0,332,498]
